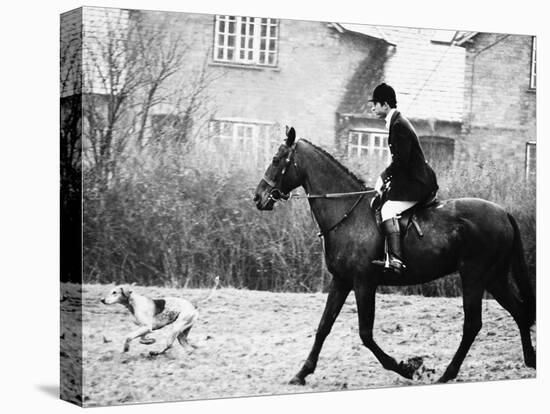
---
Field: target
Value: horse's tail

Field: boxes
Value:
[507,213,536,327]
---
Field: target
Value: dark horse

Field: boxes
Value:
[253,127,535,384]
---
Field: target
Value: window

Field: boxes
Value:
[525,141,536,178]
[209,119,279,165]
[348,130,389,160]
[214,16,279,66]
[530,37,536,89]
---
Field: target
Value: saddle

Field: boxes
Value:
[371,192,438,238]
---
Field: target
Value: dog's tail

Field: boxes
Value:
[197,276,220,306]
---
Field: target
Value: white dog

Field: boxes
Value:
[101,277,219,355]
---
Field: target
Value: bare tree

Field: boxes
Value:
[60,17,84,283]
[78,10,218,194]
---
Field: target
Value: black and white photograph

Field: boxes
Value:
[58,3,540,407]
[4,0,548,413]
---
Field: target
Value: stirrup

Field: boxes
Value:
[372,258,387,267]
[372,255,406,275]
[387,257,406,275]
[372,250,391,268]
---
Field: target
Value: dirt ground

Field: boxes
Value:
[60,283,536,407]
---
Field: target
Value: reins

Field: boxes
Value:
[264,140,379,238]
[287,189,378,200]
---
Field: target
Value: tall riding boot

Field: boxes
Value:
[372,217,406,275]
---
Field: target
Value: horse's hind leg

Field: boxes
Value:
[438,264,485,383]
[289,278,351,385]
[486,282,536,368]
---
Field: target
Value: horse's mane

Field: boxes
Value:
[299,139,369,189]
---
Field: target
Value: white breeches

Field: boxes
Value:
[381,200,417,221]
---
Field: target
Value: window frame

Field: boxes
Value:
[530,36,536,90]
[525,141,536,178]
[213,15,279,67]
[209,118,279,165]
[347,129,390,161]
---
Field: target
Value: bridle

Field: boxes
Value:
[262,143,298,202]
[261,142,378,238]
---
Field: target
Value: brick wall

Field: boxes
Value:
[81,7,130,95]
[61,7,133,97]
[134,11,384,150]
[382,27,466,123]
[462,33,536,165]
[63,8,537,170]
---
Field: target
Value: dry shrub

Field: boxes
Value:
[83,144,535,296]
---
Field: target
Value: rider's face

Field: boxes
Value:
[371,101,390,119]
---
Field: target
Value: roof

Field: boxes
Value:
[331,23,396,45]
[338,24,468,123]
[454,31,480,45]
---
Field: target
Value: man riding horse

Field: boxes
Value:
[369,83,438,275]
[254,121,535,383]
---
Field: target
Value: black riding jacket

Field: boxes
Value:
[381,111,438,201]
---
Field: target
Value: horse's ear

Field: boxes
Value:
[285,126,296,146]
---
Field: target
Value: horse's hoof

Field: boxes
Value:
[436,376,449,383]
[397,362,414,379]
[289,376,306,386]
[436,371,456,383]
[525,354,536,369]
[398,357,424,379]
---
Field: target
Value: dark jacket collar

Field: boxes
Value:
[390,110,400,127]
[388,110,400,134]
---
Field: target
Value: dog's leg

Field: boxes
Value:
[150,330,180,356]
[177,327,197,349]
[123,326,152,353]
[150,317,196,356]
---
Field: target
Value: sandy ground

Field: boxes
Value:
[60,283,536,407]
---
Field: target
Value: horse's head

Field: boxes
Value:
[254,126,302,210]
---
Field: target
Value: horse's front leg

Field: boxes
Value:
[289,278,351,385]
[355,283,422,379]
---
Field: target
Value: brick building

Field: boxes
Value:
[336,25,466,175]
[61,8,393,170]
[60,7,536,177]
[456,32,536,175]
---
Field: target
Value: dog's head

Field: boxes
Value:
[101,285,133,305]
